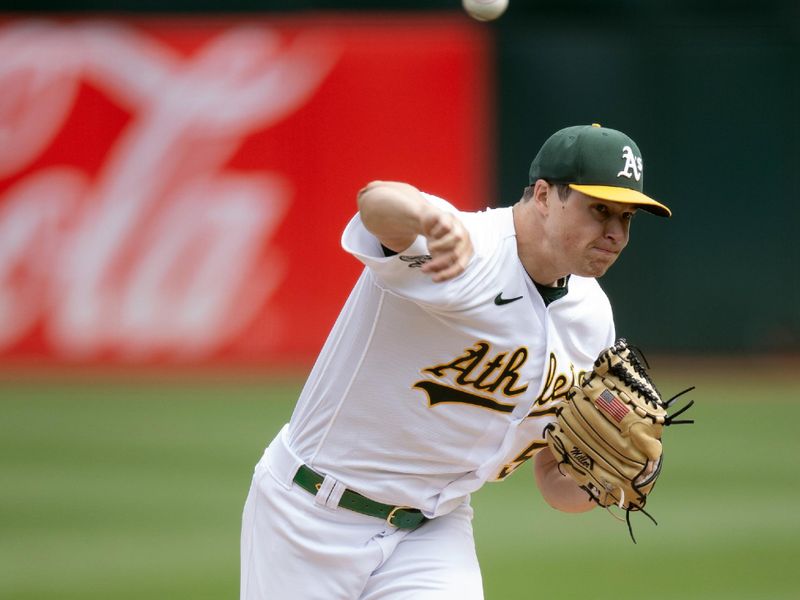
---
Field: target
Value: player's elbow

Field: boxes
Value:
[356,180,397,213]
[534,449,596,514]
[357,181,397,236]
[356,181,427,252]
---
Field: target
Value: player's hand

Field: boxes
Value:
[420,210,474,282]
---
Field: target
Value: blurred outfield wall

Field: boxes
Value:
[0,15,491,367]
[1,2,798,366]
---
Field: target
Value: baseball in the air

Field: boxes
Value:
[462,0,509,21]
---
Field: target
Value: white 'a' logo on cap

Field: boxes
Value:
[617,145,643,181]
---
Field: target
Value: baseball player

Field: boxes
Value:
[240,124,671,599]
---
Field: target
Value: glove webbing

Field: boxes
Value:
[601,340,662,404]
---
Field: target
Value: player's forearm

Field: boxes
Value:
[358,180,474,282]
[534,448,596,513]
[357,181,433,252]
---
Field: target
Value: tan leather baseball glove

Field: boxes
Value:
[544,338,694,541]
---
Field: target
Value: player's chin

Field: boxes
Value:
[578,256,618,278]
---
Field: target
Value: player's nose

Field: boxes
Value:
[604,216,628,243]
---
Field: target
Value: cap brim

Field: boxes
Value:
[568,184,672,218]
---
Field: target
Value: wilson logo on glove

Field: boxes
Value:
[568,448,593,471]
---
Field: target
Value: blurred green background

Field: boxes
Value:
[2,367,798,599]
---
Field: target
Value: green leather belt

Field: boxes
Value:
[293,464,427,530]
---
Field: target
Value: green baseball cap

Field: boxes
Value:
[528,124,671,217]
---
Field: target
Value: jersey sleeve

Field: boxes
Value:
[341,193,496,309]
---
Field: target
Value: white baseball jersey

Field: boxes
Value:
[286,193,615,518]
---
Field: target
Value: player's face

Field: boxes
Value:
[549,189,635,278]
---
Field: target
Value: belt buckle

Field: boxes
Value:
[386,505,414,527]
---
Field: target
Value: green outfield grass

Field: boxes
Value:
[1,366,798,599]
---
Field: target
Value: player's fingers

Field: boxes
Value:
[426,223,468,255]
[428,254,470,282]
[428,221,452,242]
[422,252,457,274]
[422,211,456,241]
[426,235,457,255]
[420,210,473,281]
[422,241,473,281]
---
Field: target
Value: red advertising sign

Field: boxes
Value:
[0,15,491,367]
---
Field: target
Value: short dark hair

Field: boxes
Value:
[523,181,571,202]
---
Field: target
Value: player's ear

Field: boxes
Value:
[532,179,551,214]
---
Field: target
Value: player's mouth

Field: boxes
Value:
[591,246,619,257]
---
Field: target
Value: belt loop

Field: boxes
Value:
[326,480,347,509]
[315,475,337,507]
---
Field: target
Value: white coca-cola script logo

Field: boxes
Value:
[0,20,338,360]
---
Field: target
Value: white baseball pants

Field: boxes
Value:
[240,427,484,599]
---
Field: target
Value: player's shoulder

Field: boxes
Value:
[570,274,607,292]
[420,192,511,224]
[421,192,515,249]
[568,275,612,304]
[420,191,457,212]
[555,277,614,342]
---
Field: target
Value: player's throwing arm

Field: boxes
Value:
[358,180,474,282]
